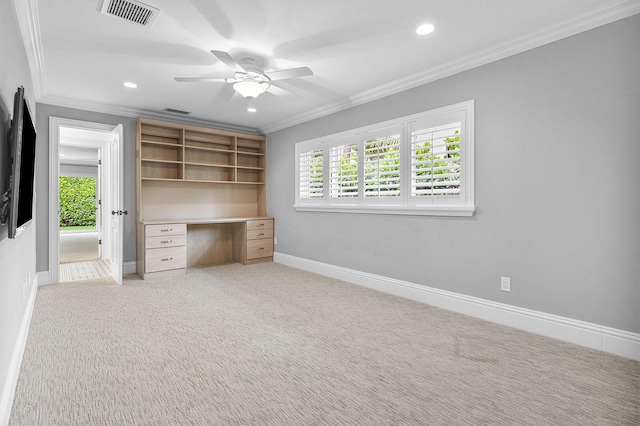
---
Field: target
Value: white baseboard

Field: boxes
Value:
[274,252,640,361]
[0,274,38,426]
[123,261,136,275]
[36,271,50,286]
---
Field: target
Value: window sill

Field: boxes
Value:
[293,204,476,217]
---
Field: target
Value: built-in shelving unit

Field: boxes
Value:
[136,118,271,278]
[138,119,266,185]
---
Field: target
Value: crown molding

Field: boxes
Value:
[14,0,640,136]
[13,0,46,99]
[260,0,640,134]
[39,95,262,135]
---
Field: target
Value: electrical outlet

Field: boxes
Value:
[274,237,278,245]
[501,276,511,292]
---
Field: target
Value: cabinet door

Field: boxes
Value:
[146,234,187,249]
[145,246,187,273]
[146,223,187,237]
[247,228,274,240]
[246,220,273,231]
[246,239,274,260]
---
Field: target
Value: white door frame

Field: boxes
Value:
[49,117,124,285]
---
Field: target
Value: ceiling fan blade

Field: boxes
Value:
[210,50,246,73]
[264,84,290,97]
[267,67,313,81]
[174,77,228,83]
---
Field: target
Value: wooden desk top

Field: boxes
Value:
[139,216,273,226]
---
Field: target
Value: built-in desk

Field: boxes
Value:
[136,217,274,279]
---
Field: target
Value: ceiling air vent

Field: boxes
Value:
[100,0,160,27]
[164,108,191,115]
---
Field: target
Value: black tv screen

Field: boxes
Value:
[8,86,36,239]
[0,97,10,233]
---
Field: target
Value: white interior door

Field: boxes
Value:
[109,125,124,285]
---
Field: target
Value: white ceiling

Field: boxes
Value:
[18,0,640,134]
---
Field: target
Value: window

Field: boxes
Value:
[295,100,475,216]
[364,133,401,199]
[298,148,324,200]
[330,142,358,199]
[410,122,461,199]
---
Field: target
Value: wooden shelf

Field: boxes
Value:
[184,145,234,153]
[141,158,181,164]
[137,119,266,186]
[237,151,265,156]
[136,117,268,228]
[141,140,182,147]
[184,162,235,168]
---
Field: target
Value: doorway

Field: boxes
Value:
[58,152,109,281]
[49,118,124,285]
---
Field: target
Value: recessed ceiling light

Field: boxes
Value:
[247,106,257,113]
[123,82,138,88]
[416,24,435,35]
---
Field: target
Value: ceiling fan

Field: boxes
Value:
[175,50,313,101]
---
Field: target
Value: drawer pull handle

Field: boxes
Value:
[257,247,264,251]
[161,240,172,244]
[257,233,264,237]
[161,257,173,261]
[256,224,264,227]
[161,228,172,232]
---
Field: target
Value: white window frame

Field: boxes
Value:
[294,100,475,217]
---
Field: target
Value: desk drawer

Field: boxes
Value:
[247,228,273,241]
[146,234,187,249]
[246,238,274,260]
[146,223,186,237]
[246,220,273,231]
[145,246,186,273]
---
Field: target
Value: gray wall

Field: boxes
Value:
[0,0,37,415]
[35,104,137,272]
[266,15,640,333]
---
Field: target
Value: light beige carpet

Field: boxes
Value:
[10,263,640,425]
[59,231,99,264]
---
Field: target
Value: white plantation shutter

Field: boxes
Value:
[330,143,358,198]
[411,122,462,198]
[299,148,324,199]
[363,134,401,197]
[294,100,474,216]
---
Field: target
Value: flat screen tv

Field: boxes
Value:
[4,87,37,239]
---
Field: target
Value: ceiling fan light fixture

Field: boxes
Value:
[233,80,270,99]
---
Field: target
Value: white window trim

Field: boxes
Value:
[294,100,476,217]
